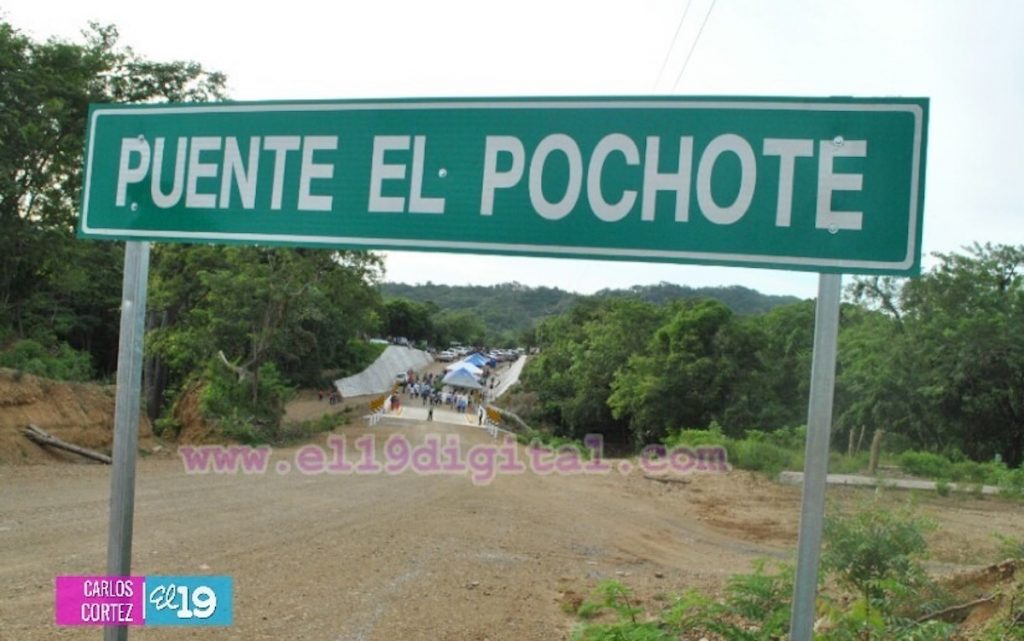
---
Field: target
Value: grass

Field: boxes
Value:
[278,410,349,443]
[661,426,1024,499]
[569,502,1024,640]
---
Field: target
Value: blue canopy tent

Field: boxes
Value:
[441,367,484,390]
[445,360,483,375]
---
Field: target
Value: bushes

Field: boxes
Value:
[899,451,953,480]
[663,426,730,449]
[0,339,93,381]
[572,564,794,641]
[899,449,1024,495]
[199,359,294,444]
[571,504,966,640]
[729,439,801,476]
[664,425,803,476]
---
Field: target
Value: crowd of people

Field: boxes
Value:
[398,365,506,416]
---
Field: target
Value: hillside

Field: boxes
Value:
[593,282,801,315]
[0,368,156,464]
[380,281,801,334]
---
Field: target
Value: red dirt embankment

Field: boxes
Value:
[0,368,155,464]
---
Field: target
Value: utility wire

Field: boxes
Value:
[652,0,694,91]
[671,0,717,92]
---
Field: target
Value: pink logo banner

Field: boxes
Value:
[55,576,145,626]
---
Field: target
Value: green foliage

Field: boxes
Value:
[0,19,224,376]
[383,281,799,349]
[199,359,293,444]
[431,308,487,347]
[846,244,1024,467]
[829,451,871,475]
[664,425,804,476]
[146,246,383,427]
[569,507,984,641]
[0,339,93,380]
[999,466,1024,497]
[595,282,800,315]
[663,426,731,449]
[573,563,793,641]
[899,449,1018,491]
[337,341,387,378]
[823,501,934,613]
[278,411,349,444]
[729,438,801,476]
[994,533,1024,560]
[719,560,794,637]
[153,416,181,440]
[380,298,434,342]
[899,451,955,480]
[609,299,748,444]
[522,298,666,443]
[572,581,672,641]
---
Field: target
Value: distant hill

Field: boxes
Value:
[381,282,577,335]
[380,281,801,335]
[593,283,801,315]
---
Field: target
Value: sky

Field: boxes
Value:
[3,0,1022,298]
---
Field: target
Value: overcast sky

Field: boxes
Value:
[4,0,1022,297]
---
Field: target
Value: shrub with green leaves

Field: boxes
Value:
[199,359,294,443]
[728,438,800,476]
[572,580,672,641]
[821,501,950,640]
[824,503,933,601]
[899,451,954,480]
[0,339,93,381]
[573,564,794,641]
[663,426,731,449]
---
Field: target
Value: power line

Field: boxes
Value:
[652,0,694,91]
[671,0,717,92]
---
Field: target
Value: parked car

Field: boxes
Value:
[395,372,408,384]
[436,350,455,362]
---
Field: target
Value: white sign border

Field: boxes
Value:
[81,99,925,273]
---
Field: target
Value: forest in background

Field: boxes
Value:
[512,243,1024,467]
[380,281,798,345]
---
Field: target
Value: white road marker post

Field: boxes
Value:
[789,273,842,641]
[104,241,150,641]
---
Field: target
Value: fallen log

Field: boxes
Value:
[915,595,995,624]
[22,424,112,464]
[643,475,691,485]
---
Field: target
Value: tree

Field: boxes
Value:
[845,243,1024,465]
[521,298,665,442]
[0,20,225,374]
[608,299,751,444]
[381,298,434,343]
[431,309,486,347]
[147,246,383,412]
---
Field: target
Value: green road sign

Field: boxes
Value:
[80,96,927,274]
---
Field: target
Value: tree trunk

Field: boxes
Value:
[867,429,885,475]
[143,310,169,423]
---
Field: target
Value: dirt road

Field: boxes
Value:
[2,419,1022,640]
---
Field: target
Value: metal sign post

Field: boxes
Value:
[789,272,843,640]
[103,240,150,641]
